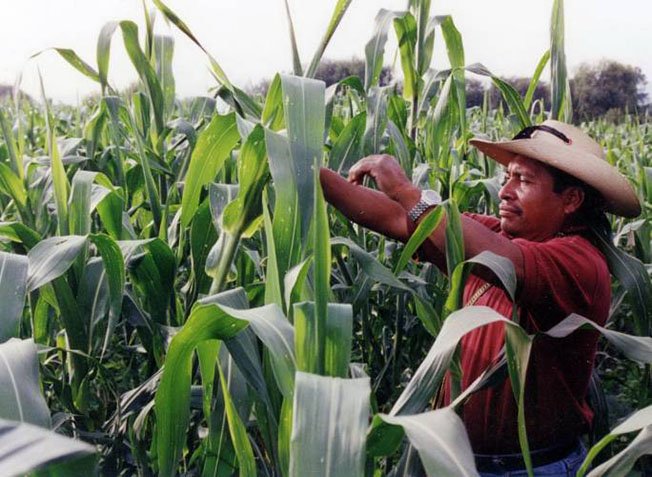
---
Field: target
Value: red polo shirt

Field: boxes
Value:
[448,213,610,453]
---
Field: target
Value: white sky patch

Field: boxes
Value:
[1,0,650,104]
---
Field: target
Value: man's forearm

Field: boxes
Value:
[320,168,414,242]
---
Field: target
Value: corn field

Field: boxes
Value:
[0,0,651,476]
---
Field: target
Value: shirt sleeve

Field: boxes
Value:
[512,235,609,330]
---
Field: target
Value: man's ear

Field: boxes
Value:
[562,186,585,215]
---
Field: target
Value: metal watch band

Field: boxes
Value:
[408,190,441,222]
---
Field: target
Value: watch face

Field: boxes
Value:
[421,189,441,205]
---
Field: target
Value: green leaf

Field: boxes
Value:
[88,234,125,358]
[329,112,365,174]
[0,418,95,476]
[592,229,652,337]
[289,372,370,477]
[0,339,51,427]
[365,9,402,90]
[153,35,176,116]
[265,129,301,287]
[151,0,233,90]
[118,20,165,134]
[34,48,100,83]
[393,13,418,101]
[466,63,531,129]
[180,113,239,228]
[524,50,551,111]
[282,0,303,76]
[293,302,352,378]
[280,75,325,244]
[68,171,97,236]
[379,408,478,476]
[97,21,119,93]
[304,0,353,78]
[217,351,256,477]
[27,236,87,292]
[578,405,652,476]
[390,306,509,416]
[394,206,445,275]
[363,86,389,154]
[550,0,571,121]
[0,252,28,341]
[0,162,26,208]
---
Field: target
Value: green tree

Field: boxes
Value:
[571,60,648,120]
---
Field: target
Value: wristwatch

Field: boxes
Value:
[408,189,441,222]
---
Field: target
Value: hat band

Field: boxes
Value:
[512,125,572,144]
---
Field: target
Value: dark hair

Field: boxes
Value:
[545,165,612,238]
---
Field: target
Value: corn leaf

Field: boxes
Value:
[0,418,95,476]
[0,252,28,342]
[550,0,571,121]
[380,408,478,477]
[305,0,353,78]
[524,50,551,111]
[282,0,303,76]
[363,86,389,154]
[365,9,402,90]
[180,113,239,228]
[289,372,370,477]
[0,339,51,427]
[26,235,87,292]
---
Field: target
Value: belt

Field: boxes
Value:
[474,440,579,472]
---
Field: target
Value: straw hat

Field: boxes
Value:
[469,120,641,218]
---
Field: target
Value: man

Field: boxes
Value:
[319,120,641,476]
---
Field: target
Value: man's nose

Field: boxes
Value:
[499,180,514,200]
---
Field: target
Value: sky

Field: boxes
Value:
[1,0,651,104]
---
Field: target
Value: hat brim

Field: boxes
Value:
[469,136,641,218]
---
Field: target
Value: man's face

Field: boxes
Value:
[498,155,567,241]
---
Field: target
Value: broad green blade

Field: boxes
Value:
[263,192,283,308]
[216,351,256,477]
[293,302,353,378]
[190,199,218,297]
[69,170,98,236]
[0,162,26,209]
[545,313,652,364]
[97,21,119,93]
[393,13,418,101]
[284,257,313,314]
[394,206,445,275]
[331,238,411,292]
[289,372,370,477]
[312,154,331,374]
[199,296,297,399]
[0,339,51,427]
[550,0,570,121]
[180,113,239,228]
[365,9,402,90]
[305,0,353,78]
[0,418,95,476]
[88,234,125,358]
[26,235,87,292]
[329,112,365,174]
[466,63,530,129]
[153,35,176,117]
[39,72,69,236]
[282,0,303,76]
[265,129,301,289]
[0,252,28,341]
[151,0,233,89]
[577,405,652,476]
[221,125,269,237]
[363,86,389,154]
[279,75,325,245]
[524,50,551,111]
[261,74,284,131]
[34,48,100,83]
[390,306,510,416]
[0,108,21,180]
[118,21,165,134]
[380,408,478,477]
[591,229,652,337]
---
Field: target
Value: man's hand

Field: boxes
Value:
[348,154,417,203]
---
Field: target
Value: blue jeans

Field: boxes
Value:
[477,441,587,476]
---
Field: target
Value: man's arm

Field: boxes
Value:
[319,155,525,283]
